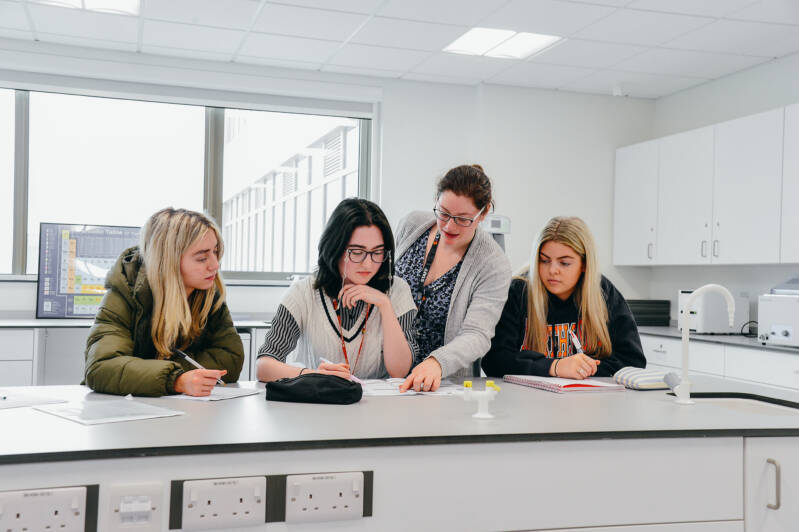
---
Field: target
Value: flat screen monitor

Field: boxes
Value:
[36,223,141,319]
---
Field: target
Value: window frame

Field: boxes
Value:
[2,85,374,282]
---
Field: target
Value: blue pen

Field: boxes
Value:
[173,349,225,386]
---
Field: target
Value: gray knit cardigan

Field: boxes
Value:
[395,211,512,378]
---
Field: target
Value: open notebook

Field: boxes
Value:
[504,375,624,393]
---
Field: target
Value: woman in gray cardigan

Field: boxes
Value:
[395,165,511,392]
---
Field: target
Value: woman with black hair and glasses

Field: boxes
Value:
[256,198,418,382]
[395,165,511,393]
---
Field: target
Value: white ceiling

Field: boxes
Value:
[1,0,798,98]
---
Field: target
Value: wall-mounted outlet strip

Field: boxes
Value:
[285,471,364,523]
[170,476,266,530]
[0,485,99,532]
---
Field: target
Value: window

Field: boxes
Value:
[221,109,361,274]
[0,89,13,274]
[26,92,205,273]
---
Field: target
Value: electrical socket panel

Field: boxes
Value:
[180,476,266,530]
[285,471,364,523]
[106,482,163,532]
[0,486,87,532]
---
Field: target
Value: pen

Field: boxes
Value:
[318,357,362,384]
[568,330,585,355]
[173,349,225,386]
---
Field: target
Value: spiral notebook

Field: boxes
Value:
[503,375,625,393]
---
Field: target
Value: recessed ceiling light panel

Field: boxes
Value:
[444,27,515,56]
[485,32,561,59]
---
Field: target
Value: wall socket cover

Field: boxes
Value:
[286,471,364,523]
[105,482,163,532]
[0,486,87,532]
[181,476,266,530]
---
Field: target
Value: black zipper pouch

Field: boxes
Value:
[265,373,363,405]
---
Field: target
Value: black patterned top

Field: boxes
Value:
[395,229,463,365]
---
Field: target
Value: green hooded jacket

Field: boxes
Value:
[84,246,244,396]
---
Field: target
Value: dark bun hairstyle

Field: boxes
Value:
[435,164,493,211]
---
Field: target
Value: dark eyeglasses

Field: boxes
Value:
[346,248,389,263]
[433,205,485,227]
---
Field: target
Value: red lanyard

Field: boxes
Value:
[331,299,371,372]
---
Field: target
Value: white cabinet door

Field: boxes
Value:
[725,345,799,389]
[782,104,799,263]
[713,109,784,264]
[641,335,681,368]
[0,361,33,386]
[745,437,799,532]
[0,329,35,361]
[640,335,724,376]
[614,140,659,265]
[657,127,714,264]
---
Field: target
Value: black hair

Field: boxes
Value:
[313,198,395,299]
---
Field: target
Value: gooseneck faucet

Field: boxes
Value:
[674,284,735,405]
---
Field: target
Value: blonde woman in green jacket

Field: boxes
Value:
[84,208,244,397]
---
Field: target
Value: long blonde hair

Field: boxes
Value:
[140,208,226,359]
[520,216,611,358]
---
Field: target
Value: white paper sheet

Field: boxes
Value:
[0,393,67,410]
[34,399,184,425]
[361,378,463,397]
[167,386,262,401]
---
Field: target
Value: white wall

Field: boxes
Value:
[650,52,799,321]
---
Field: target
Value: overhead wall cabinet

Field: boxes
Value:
[613,140,659,265]
[614,107,791,266]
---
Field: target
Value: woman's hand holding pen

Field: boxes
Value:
[551,354,599,380]
[175,369,227,396]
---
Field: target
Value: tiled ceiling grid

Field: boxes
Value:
[1,0,798,98]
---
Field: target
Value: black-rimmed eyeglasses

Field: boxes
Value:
[346,248,390,263]
[433,206,485,227]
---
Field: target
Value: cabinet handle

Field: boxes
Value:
[767,458,781,510]
[647,243,654,259]
[712,240,719,257]
[701,240,708,258]
[653,348,667,354]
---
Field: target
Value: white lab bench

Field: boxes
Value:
[0,377,798,531]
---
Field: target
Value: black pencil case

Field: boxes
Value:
[265,373,362,405]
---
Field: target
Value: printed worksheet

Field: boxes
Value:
[360,378,462,397]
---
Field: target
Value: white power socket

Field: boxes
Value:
[285,471,364,523]
[181,476,266,530]
[106,482,163,532]
[0,486,87,532]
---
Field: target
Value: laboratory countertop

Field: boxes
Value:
[638,325,799,355]
[1,376,798,466]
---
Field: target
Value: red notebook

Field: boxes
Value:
[503,375,624,393]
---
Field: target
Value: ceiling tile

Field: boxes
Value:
[666,19,799,57]
[254,3,367,42]
[265,0,383,14]
[321,64,404,78]
[531,38,645,68]
[240,32,340,63]
[489,62,594,88]
[614,48,770,78]
[28,4,138,42]
[0,0,29,30]
[141,45,233,62]
[410,52,516,79]
[377,0,506,27]
[562,68,706,98]
[575,9,712,45]
[627,0,757,17]
[328,43,430,71]
[568,0,633,5]
[728,0,799,25]
[144,0,260,30]
[37,32,137,51]
[143,20,245,53]
[236,55,322,70]
[480,0,616,37]
[351,16,466,51]
[401,72,481,85]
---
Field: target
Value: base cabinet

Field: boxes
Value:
[745,437,799,532]
[549,523,742,531]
